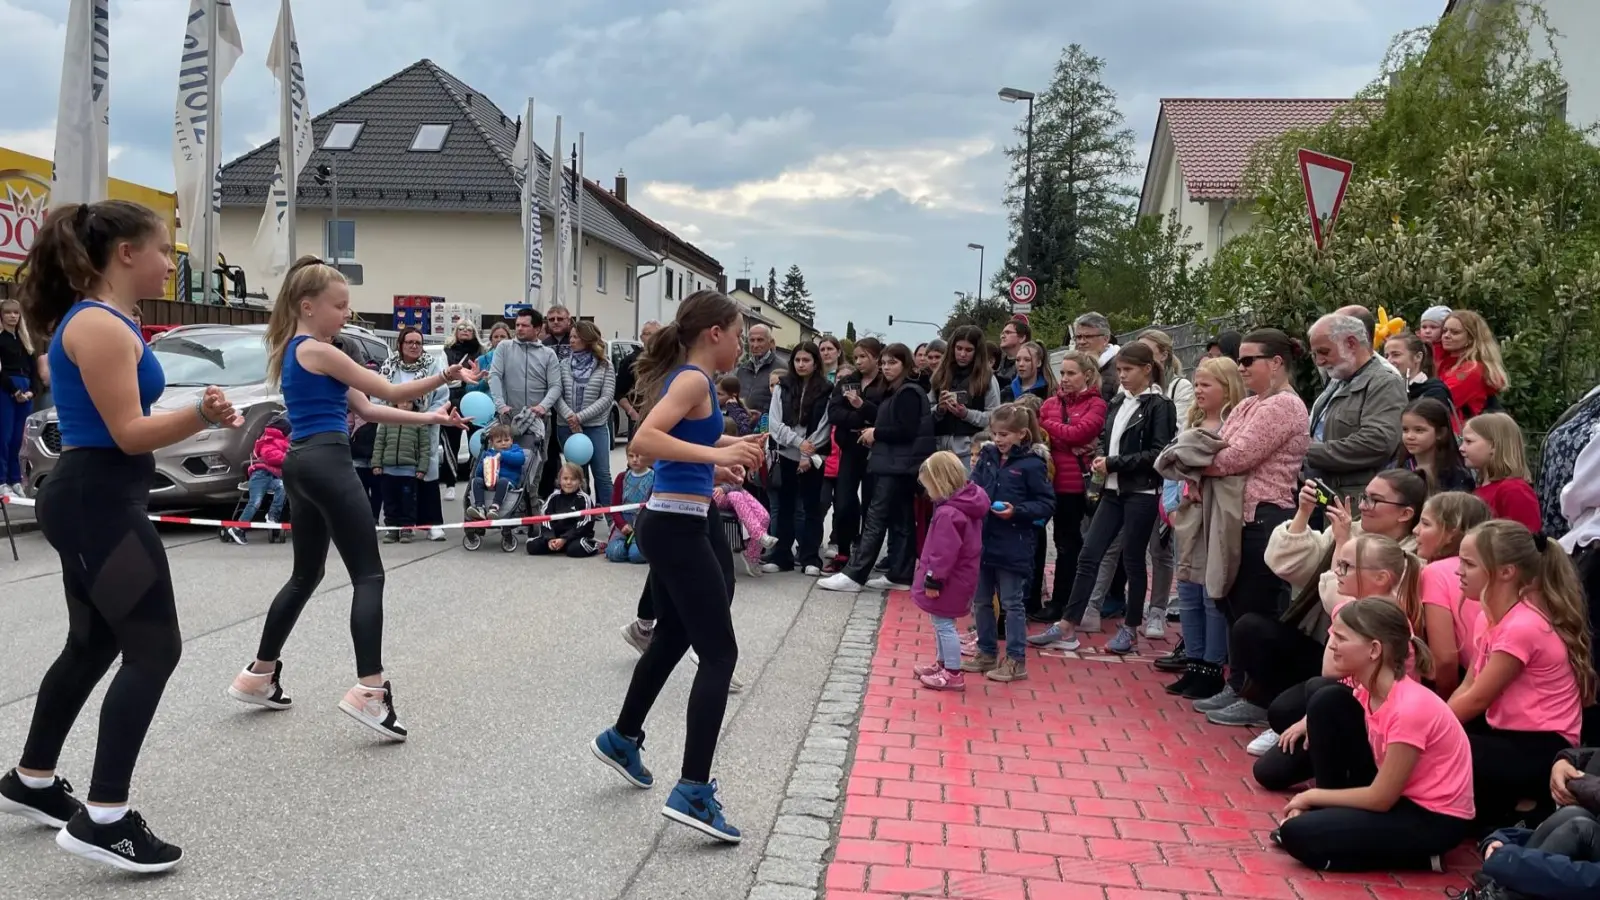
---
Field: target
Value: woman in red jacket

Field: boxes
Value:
[1435,311,1507,428]
[1035,350,1108,622]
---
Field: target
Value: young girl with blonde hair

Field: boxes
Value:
[1461,412,1540,532]
[911,451,989,691]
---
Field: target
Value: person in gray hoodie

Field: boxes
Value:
[489,308,562,497]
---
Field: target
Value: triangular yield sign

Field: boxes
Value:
[1297,148,1354,249]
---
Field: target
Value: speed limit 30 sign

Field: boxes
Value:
[1009,276,1036,305]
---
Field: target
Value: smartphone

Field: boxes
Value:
[1309,479,1338,507]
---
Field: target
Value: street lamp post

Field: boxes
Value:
[998,87,1036,279]
[966,242,984,300]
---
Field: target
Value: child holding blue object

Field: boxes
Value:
[962,404,1055,683]
[607,442,654,563]
[466,422,525,520]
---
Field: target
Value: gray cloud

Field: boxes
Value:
[0,0,1443,343]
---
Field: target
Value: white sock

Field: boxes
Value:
[16,771,53,789]
[86,805,128,824]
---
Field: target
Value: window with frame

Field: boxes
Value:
[571,240,578,283]
[625,265,635,300]
[596,255,608,292]
[322,122,363,150]
[326,219,356,261]
[409,124,451,152]
[665,267,675,299]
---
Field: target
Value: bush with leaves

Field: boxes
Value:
[1206,1,1600,431]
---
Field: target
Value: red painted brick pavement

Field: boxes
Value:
[824,592,1475,900]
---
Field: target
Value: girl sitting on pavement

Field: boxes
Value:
[1414,491,1492,698]
[911,451,988,692]
[606,442,654,564]
[1272,599,1475,873]
[528,462,600,558]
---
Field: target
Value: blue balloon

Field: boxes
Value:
[459,392,496,424]
[468,429,484,459]
[563,432,594,466]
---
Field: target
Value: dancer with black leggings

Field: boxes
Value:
[227,257,475,741]
[590,290,766,843]
[0,201,241,872]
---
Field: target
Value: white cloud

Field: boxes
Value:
[642,139,996,218]
[0,127,125,165]
[623,110,816,163]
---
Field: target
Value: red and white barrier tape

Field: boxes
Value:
[0,494,641,533]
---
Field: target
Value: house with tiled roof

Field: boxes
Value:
[1444,0,1593,127]
[1137,98,1361,263]
[589,171,725,329]
[217,59,659,339]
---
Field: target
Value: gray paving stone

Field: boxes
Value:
[748,885,816,900]
[780,797,837,820]
[786,780,840,801]
[773,815,831,841]
[765,834,830,862]
[756,858,822,888]
[792,763,844,783]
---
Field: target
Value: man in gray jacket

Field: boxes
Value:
[490,308,563,495]
[1304,313,1407,501]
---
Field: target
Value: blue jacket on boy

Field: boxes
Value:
[475,444,527,486]
[970,442,1054,573]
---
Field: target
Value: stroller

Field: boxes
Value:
[460,444,529,553]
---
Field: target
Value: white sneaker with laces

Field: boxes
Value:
[802,565,822,576]
[760,562,782,574]
[1143,617,1165,639]
[817,572,862,593]
[740,556,761,577]
[444,487,456,502]
[759,534,778,549]
[428,526,446,541]
[1247,729,1279,757]
[865,575,910,591]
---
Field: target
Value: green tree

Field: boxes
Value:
[778,264,814,321]
[1207,1,1600,430]
[1056,210,1212,335]
[845,320,856,341]
[942,294,1014,338]
[766,267,779,306]
[996,44,1139,307]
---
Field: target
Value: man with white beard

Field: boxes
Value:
[1303,313,1408,503]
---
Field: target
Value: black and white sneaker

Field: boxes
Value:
[0,770,83,828]
[338,681,408,742]
[55,809,182,873]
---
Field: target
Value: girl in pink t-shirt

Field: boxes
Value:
[1274,598,1475,871]
[1413,492,1492,698]
[1451,520,1597,831]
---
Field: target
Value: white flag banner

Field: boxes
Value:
[509,99,542,304]
[251,0,312,277]
[51,0,111,206]
[173,0,243,254]
[573,132,585,314]
[548,116,565,307]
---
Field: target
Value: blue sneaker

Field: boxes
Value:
[1106,625,1137,655]
[591,728,653,788]
[663,779,742,843]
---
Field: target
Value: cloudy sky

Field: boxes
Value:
[3,0,1443,344]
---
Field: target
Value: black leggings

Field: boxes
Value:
[1049,492,1088,613]
[255,434,387,678]
[1231,613,1324,707]
[1467,717,1573,832]
[833,450,868,556]
[1063,492,1159,628]
[771,457,824,569]
[616,504,737,783]
[21,449,182,804]
[1254,676,1345,791]
[844,473,915,585]
[1275,682,1473,870]
[1218,503,1294,621]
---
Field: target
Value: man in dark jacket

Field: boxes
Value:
[736,324,779,415]
[1073,312,1120,402]
[825,337,886,571]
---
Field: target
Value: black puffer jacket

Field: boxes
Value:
[868,380,936,476]
[828,372,888,457]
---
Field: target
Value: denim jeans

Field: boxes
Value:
[0,382,31,484]
[1176,580,1227,664]
[556,423,611,499]
[931,616,961,670]
[470,476,512,511]
[379,475,418,527]
[972,565,1030,662]
[606,533,646,563]
[240,469,286,522]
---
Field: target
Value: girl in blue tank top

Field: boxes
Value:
[3,200,244,872]
[590,290,767,845]
[228,256,478,744]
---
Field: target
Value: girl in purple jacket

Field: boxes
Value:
[912,450,990,691]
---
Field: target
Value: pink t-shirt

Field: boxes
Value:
[1419,558,1480,662]
[1471,601,1583,744]
[1355,677,1475,820]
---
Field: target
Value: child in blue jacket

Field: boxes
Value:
[467,422,527,519]
[961,404,1055,683]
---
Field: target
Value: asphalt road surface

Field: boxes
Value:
[0,455,848,900]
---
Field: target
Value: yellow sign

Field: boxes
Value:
[0,146,180,299]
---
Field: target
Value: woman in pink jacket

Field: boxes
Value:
[1035,351,1108,623]
[226,416,291,544]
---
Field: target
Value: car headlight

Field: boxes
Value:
[24,412,45,435]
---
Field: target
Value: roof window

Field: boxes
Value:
[322,122,364,150]
[410,124,451,152]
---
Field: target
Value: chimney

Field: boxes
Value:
[614,169,628,204]
[752,287,765,301]
[735,278,751,293]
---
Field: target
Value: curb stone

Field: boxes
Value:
[744,589,885,900]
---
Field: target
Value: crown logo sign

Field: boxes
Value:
[4,182,48,222]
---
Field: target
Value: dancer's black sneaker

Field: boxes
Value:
[0,770,82,828]
[55,809,182,873]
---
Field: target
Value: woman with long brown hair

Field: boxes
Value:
[930,324,999,465]
[557,319,616,495]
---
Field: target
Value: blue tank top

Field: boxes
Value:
[281,335,350,438]
[49,301,165,450]
[652,365,723,497]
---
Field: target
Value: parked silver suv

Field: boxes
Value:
[19,323,390,508]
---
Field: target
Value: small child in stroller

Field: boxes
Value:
[466,422,526,520]
[225,414,291,545]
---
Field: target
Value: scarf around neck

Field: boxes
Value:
[380,350,435,380]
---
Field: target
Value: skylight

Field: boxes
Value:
[322,122,364,150]
[410,124,451,152]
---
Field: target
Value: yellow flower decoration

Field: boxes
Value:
[1374,306,1407,350]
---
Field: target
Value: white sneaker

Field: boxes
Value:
[802,565,822,576]
[817,572,862,593]
[865,575,910,592]
[7,483,20,497]
[760,562,783,574]
[428,526,446,541]
[444,487,456,502]
[1081,605,1102,633]
[759,534,778,549]
[1246,729,1279,757]
[1143,617,1165,639]
[740,556,761,578]
[0,484,13,498]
